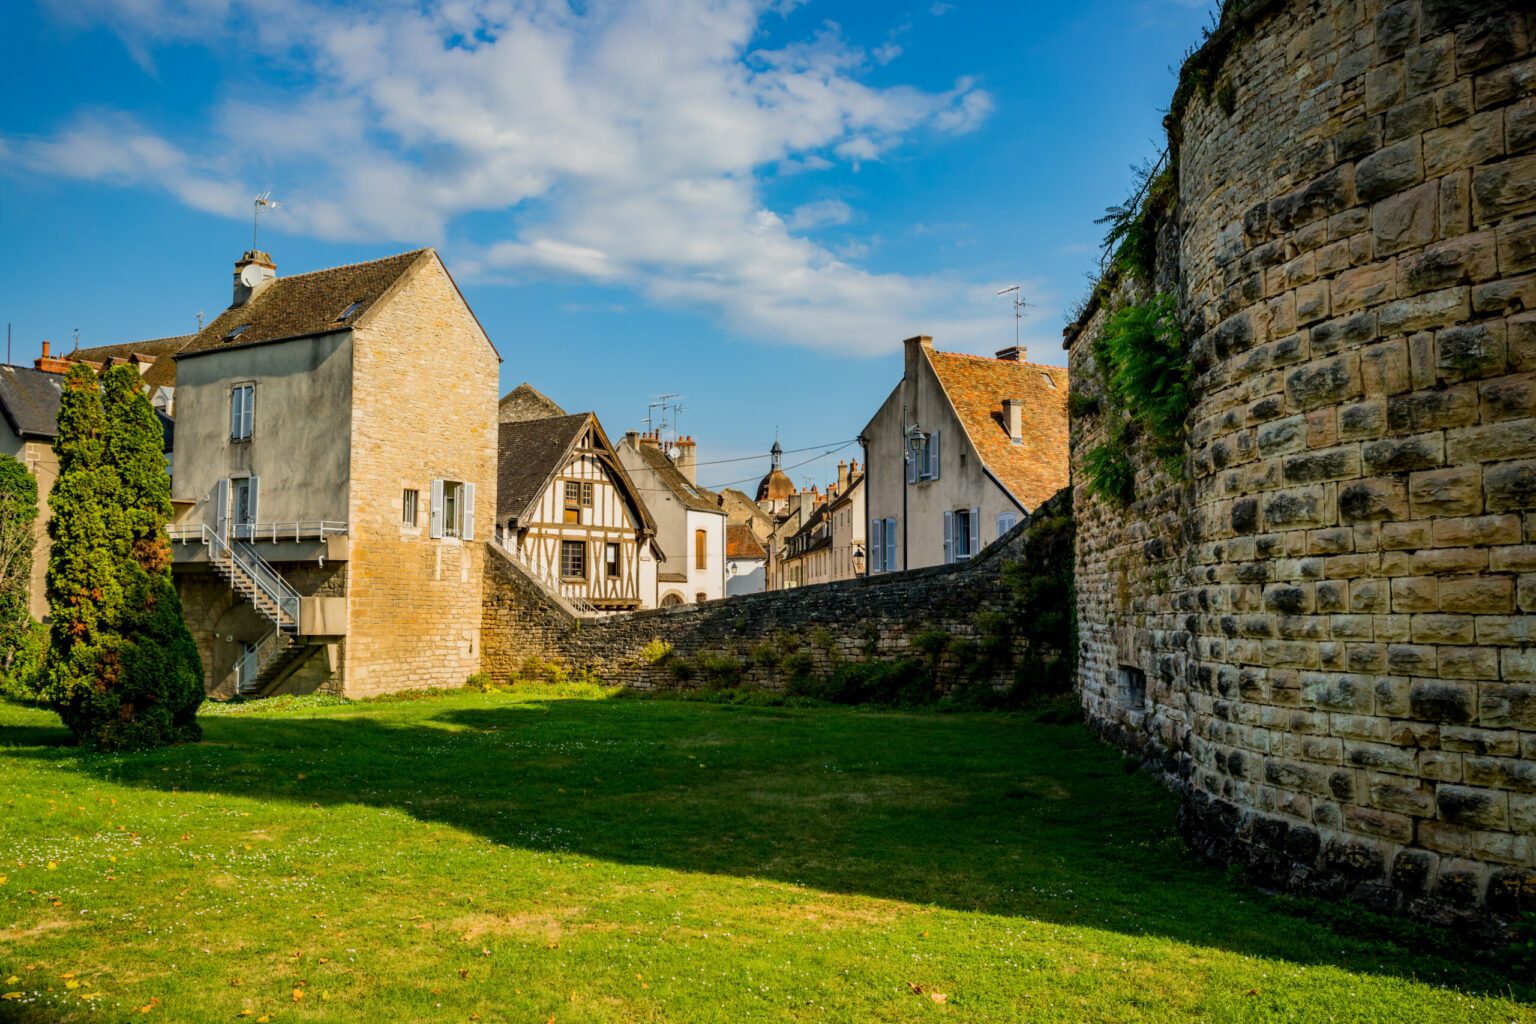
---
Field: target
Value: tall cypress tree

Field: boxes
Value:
[42,364,202,749]
[101,364,203,746]
[0,452,38,669]
[42,363,124,742]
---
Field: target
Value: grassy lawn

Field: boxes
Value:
[0,686,1529,1023]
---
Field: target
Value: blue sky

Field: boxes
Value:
[0,0,1217,492]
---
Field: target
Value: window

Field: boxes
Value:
[229,384,254,441]
[605,542,620,578]
[563,480,593,507]
[402,488,419,528]
[1119,665,1147,709]
[560,539,587,580]
[695,529,708,570]
[336,300,364,321]
[996,511,1018,537]
[871,517,899,573]
[905,430,941,483]
[429,479,476,540]
[223,323,252,342]
[696,592,708,604]
[944,508,980,564]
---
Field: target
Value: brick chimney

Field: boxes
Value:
[1002,398,1023,444]
[233,250,277,307]
[674,435,697,483]
[639,431,660,448]
[35,340,71,374]
[837,459,849,493]
[995,345,1027,363]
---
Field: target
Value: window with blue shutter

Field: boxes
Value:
[885,517,897,571]
[870,518,883,574]
[943,510,953,564]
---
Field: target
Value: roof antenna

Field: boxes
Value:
[252,191,280,250]
[996,285,1029,349]
[72,328,79,353]
[196,311,205,332]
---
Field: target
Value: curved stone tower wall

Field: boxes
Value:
[1071,0,1536,929]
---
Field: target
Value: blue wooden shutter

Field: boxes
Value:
[870,518,882,574]
[943,510,954,564]
[969,507,980,557]
[214,478,229,536]
[249,476,260,536]
[885,517,897,571]
[906,438,919,483]
[243,386,254,439]
[929,430,941,480]
[429,479,444,538]
[463,483,476,541]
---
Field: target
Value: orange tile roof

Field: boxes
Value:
[927,350,1069,511]
[726,523,766,560]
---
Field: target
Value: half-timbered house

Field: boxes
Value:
[497,409,659,612]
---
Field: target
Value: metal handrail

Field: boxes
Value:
[200,525,301,631]
[169,521,347,543]
[494,535,603,616]
[233,627,291,696]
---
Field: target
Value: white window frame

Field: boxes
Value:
[429,479,476,541]
[402,488,419,529]
[996,511,1018,537]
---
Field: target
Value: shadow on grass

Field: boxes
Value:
[6,695,1528,1001]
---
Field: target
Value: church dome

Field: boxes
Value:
[755,439,794,503]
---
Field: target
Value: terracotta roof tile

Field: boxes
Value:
[70,334,193,390]
[927,350,1069,511]
[726,523,766,560]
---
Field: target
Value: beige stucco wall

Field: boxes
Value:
[344,252,498,696]
[171,333,353,527]
[862,342,1022,571]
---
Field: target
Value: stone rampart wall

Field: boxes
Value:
[1070,0,1536,932]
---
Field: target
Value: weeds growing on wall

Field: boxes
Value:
[1083,293,1191,504]
[1095,159,1176,286]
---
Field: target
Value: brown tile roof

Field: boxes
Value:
[632,442,722,514]
[726,523,766,561]
[927,350,1069,511]
[179,250,430,358]
[70,334,193,390]
[497,412,655,535]
[499,382,567,423]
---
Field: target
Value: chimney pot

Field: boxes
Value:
[232,250,277,307]
[995,345,1027,363]
[41,341,49,359]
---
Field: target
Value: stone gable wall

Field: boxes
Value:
[1070,0,1536,932]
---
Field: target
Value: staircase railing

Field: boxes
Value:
[200,525,301,632]
[493,535,602,616]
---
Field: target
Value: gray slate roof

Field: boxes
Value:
[497,414,591,526]
[0,365,64,440]
[631,442,722,514]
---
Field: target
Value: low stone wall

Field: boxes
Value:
[482,493,1067,692]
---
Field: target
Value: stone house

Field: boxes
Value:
[496,399,660,612]
[828,461,867,581]
[860,336,1068,573]
[168,247,499,698]
[617,432,726,605]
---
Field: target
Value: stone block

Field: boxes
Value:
[1474,54,1536,109]
[1441,169,1472,235]
[1374,613,1411,643]
[1409,547,1489,574]
[1456,10,1530,74]
[1409,466,1482,518]
[1330,267,1396,317]
[1441,725,1520,756]
[1438,645,1501,680]
[1421,750,1464,783]
[1345,804,1415,843]
[1336,477,1405,524]
[1485,459,1536,512]
[1386,385,1479,433]
[1508,96,1536,155]
[1374,2,1416,61]
[1411,614,1476,644]
[1503,648,1536,681]
[1346,642,1387,672]
[1272,165,1357,231]
[1480,373,1536,422]
[1391,576,1439,613]
[1434,514,1523,548]
[1366,60,1406,115]
[1410,678,1477,723]
[1499,219,1536,275]
[1491,545,1536,572]
[1262,486,1329,529]
[1362,433,1446,474]
[1283,445,1361,484]
[1285,356,1362,411]
[1360,340,1410,395]
[1473,153,1536,222]
[1439,576,1515,614]
[1381,520,1432,549]
[1377,286,1471,335]
[1373,182,1440,257]
[1257,414,1305,455]
[1399,230,1496,295]
[1406,35,1455,97]
[1357,138,1423,203]
[1424,111,1504,179]
[1350,578,1390,612]
[1437,784,1509,829]
[1487,868,1536,915]
[1477,615,1536,644]
[1338,398,1387,440]
[1465,755,1536,794]
[1436,321,1508,379]
[1513,794,1536,834]
[1512,313,1536,372]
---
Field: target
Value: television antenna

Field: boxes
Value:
[252,191,280,250]
[996,285,1029,349]
[195,311,205,332]
[646,393,683,445]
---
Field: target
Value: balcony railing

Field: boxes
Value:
[168,521,348,544]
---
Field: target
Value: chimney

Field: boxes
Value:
[1002,398,1023,444]
[903,335,934,387]
[232,250,277,307]
[35,340,72,374]
[837,459,849,493]
[995,345,1027,363]
[674,435,697,484]
[639,431,660,448]
[624,430,640,449]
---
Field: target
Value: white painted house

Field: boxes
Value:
[617,432,726,605]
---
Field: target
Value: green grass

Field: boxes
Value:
[0,686,1529,1023]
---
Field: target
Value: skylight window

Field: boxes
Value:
[336,300,364,321]
[1041,372,1057,389]
[224,324,252,342]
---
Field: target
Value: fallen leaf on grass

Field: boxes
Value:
[3,993,23,1001]
[139,996,161,1013]
[457,969,469,980]
[930,992,948,1004]
[1245,989,1259,996]
[291,988,304,1003]
[3,977,16,985]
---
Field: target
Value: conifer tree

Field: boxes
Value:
[42,363,202,748]
[0,452,38,668]
[42,363,124,741]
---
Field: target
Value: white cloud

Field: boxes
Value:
[14,0,1008,356]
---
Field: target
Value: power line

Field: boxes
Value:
[684,438,858,470]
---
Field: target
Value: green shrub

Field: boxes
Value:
[816,658,932,707]
[1083,437,1136,506]
[1093,292,1190,462]
[465,672,495,692]
[1067,392,1100,418]
[0,619,46,703]
[694,651,743,689]
[912,627,951,662]
[641,638,674,664]
[668,656,696,683]
[0,453,37,671]
[747,637,784,668]
[780,650,814,685]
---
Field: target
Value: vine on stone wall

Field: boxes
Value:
[1083,293,1191,505]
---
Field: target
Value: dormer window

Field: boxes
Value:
[224,323,252,342]
[336,300,364,321]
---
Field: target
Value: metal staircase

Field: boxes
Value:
[193,525,310,696]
